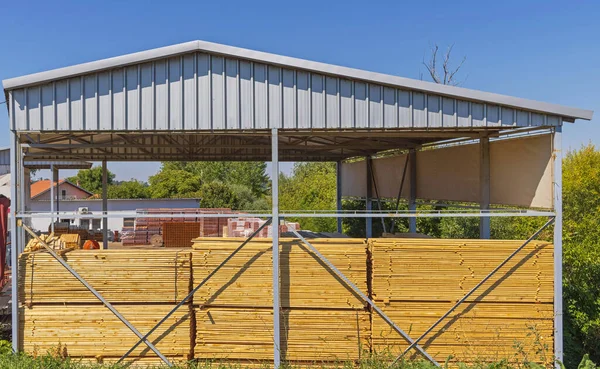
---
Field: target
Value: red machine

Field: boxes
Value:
[0,195,10,288]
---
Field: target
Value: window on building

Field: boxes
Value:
[61,189,67,200]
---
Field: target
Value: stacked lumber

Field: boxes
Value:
[195,307,370,362]
[226,218,301,238]
[191,237,369,363]
[21,304,192,362]
[369,238,554,365]
[163,222,201,247]
[190,238,367,308]
[24,233,81,253]
[18,250,192,305]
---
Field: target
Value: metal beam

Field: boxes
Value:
[118,219,273,364]
[553,125,563,366]
[19,223,173,366]
[50,164,55,233]
[102,160,108,249]
[271,128,281,368]
[9,131,19,353]
[479,135,491,239]
[16,209,556,220]
[390,217,556,366]
[366,156,372,238]
[408,149,417,233]
[336,161,342,233]
[286,225,439,366]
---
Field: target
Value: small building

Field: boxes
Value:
[31,179,93,201]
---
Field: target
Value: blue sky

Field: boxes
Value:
[1,0,597,181]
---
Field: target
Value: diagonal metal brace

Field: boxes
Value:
[19,223,173,367]
[390,216,555,366]
[118,217,273,364]
[286,224,440,367]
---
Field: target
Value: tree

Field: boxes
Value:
[107,180,150,199]
[67,167,115,194]
[160,162,269,197]
[279,162,337,232]
[561,144,600,367]
[147,169,202,198]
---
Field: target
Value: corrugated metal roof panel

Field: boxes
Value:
[3,41,593,133]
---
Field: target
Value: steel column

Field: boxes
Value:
[271,128,281,368]
[50,164,55,233]
[53,167,59,213]
[102,160,108,249]
[408,149,417,233]
[391,217,555,365]
[119,219,273,363]
[9,131,19,352]
[336,160,342,234]
[287,225,439,366]
[480,135,491,239]
[366,156,372,238]
[553,125,563,366]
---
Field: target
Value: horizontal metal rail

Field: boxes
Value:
[19,222,173,367]
[286,224,440,367]
[118,218,273,364]
[15,210,555,219]
[389,216,556,366]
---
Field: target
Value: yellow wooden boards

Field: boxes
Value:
[191,238,368,309]
[18,250,192,304]
[369,238,554,365]
[194,307,370,362]
[371,301,554,365]
[370,239,553,303]
[17,237,555,365]
[20,304,192,361]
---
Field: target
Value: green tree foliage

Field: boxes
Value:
[67,167,115,194]
[561,144,600,368]
[161,161,269,197]
[147,169,202,198]
[279,162,337,232]
[107,180,150,199]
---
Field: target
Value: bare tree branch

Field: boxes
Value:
[422,43,466,86]
[423,44,441,84]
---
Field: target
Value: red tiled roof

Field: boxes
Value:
[30,179,93,199]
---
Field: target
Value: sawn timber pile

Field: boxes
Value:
[18,237,555,366]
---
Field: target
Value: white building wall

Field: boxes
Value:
[30,198,200,232]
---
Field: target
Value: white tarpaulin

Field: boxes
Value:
[341,134,553,209]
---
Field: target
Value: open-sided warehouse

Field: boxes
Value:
[2,40,594,367]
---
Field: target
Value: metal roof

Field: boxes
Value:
[3,40,593,122]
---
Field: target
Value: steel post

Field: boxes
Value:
[287,225,439,367]
[480,135,491,239]
[336,161,342,233]
[390,217,555,366]
[366,156,372,238]
[102,160,108,249]
[408,149,417,233]
[9,131,18,352]
[271,128,281,368]
[553,125,563,366]
[20,223,173,366]
[50,164,55,233]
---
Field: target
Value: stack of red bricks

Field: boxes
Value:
[227,218,300,238]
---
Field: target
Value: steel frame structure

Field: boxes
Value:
[8,126,564,368]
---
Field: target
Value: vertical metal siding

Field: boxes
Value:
[8,50,562,132]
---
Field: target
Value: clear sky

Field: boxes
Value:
[1,0,597,181]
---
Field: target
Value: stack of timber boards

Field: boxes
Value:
[369,239,554,366]
[18,249,193,364]
[191,238,370,364]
